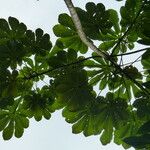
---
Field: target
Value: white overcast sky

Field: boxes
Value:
[0,0,134,150]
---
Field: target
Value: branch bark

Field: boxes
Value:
[64,0,109,59]
[63,0,150,97]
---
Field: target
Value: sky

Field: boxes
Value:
[0,0,134,150]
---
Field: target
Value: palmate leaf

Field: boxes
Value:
[0,1,149,149]
[78,2,113,37]
[98,7,136,54]
[114,111,142,149]
[0,17,52,70]
[137,3,150,40]
[62,93,129,145]
[54,68,93,111]
[22,86,55,121]
[85,61,140,100]
[53,14,87,54]
[47,50,94,110]
[84,53,141,99]
[120,0,142,28]
[46,49,81,79]
[107,65,142,100]
[122,109,150,148]
[53,2,115,53]
[0,41,26,69]
[84,52,116,91]
[133,96,150,119]
[114,123,132,149]
[0,69,23,109]
[0,99,29,140]
[20,55,48,82]
[113,77,141,100]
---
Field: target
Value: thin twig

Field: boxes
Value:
[113,48,149,57]
[111,2,145,55]
[24,47,147,80]
[23,56,100,80]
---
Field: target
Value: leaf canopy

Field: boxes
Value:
[0,0,150,149]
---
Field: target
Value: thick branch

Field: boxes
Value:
[63,0,150,96]
[63,0,109,59]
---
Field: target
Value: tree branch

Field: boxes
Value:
[23,56,100,80]
[63,0,150,97]
[111,2,145,55]
[113,47,149,57]
[63,0,109,59]
[23,47,149,80]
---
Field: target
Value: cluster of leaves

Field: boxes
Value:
[63,93,130,145]
[0,0,150,150]
[0,99,29,140]
[0,16,54,140]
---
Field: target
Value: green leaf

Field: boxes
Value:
[133,97,150,118]
[0,117,9,131]
[53,24,75,37]
[43,109,51,120]
[101,130,113,145]
[8,17,19,31]
[3,121,14,140]
[72,116,86,134]
[62,108,85,123]
[14,118,24,138]
[58,13,75,30]
[85,2,96,15]
[60,36,88,54]
[138,121,150,134]
[84,60,100,68]
[67,49,77,62]
[19,116,29,129]
[34,107,43,121]
[100,117,113,145]
[142,49,150,69]
[0,18,10,32]
[99,77,108,90]
[124,134,150,149]
[0,111,9,119]
[99,41,116,51]
[108,9,120,33]
[35,28,43,39]
[49,40,64,57]
[89,74,103,86]
[23,57,34,67]
[83,115,95,137]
